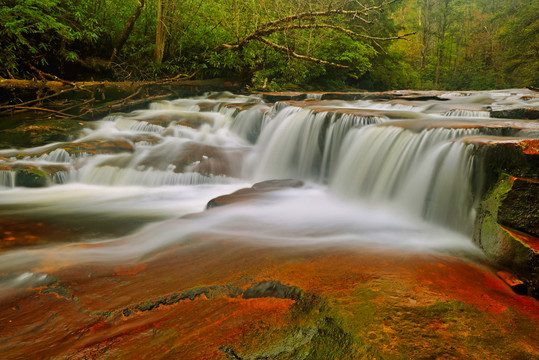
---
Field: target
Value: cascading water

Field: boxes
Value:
[1,90,537,283]
[329,126,478,232]
[250,108,388,181]
[442,109,490,118]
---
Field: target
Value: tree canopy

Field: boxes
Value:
[0,0,537,90]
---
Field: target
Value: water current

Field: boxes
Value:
[1,90,537,290]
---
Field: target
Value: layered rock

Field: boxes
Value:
[471,138,539,297]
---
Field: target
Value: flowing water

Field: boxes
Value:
[1,90,537,291]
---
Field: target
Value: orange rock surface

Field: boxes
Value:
[1,234,538,359]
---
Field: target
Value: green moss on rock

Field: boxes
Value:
[473,174,539,297]
[15,168,48,187]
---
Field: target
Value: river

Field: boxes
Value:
[0,90,538,359]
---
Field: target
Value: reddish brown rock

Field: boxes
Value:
[1,237,538,359]
[0,217,77,251]
[497,270,528,295]
[206,179,304,209]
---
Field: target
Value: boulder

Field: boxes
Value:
[206,179,304,209]
[15,168,49,187]
[473,174,539,297]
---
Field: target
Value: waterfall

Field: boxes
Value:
[251,108,387,181]
[229,105,270,144]
[330,126,479,232]
[442,109,490,118]
[0,170,15,188]
[2,91,526,236]
[72,166,236,186]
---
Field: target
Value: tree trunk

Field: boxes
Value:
[110,0,145,63]
[155,0,167,63]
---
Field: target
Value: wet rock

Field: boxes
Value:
[15,168,48,187]
[258,92,307,102]
[0,162,70,184]
[0,217,78,251]
[41,285,73,300]
[0,118,85,149]
[243,281,304,301]
[489,105,539,120]
[497,178,539,237]
[251,179,304,192]
[473,174,539,297]
[497,270,527,295]
[60,139,134,156]
[122,284,243,317]
[472,138,539,183]
[207,179,304,209]
[258,90,449,103]
[223,103,262,112]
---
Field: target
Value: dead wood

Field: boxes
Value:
[0,78,244,121]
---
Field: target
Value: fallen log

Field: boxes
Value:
[0,78,245,121]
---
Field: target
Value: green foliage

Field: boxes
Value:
[497,1,539,87]
[0,0,103,77]
[2,0,536,90]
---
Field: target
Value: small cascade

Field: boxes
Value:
[330,126,480,232]
[252,108,387,181]
[396,141,476,232]
[320,113,388,181]
[442,109,490,118]
[272,101,292,113]
[115,118,165,133]
[306,93,324,100]
[253,109,328,180]
[0,170,15,188]
[229,105,270,144]
[73,166,236,186]
[33,148,72,163]
[1,90,534,239]
[52,171,70,185]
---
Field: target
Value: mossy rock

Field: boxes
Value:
[0,118,85,149]
[473,174,539,297]
[15,168,49,187]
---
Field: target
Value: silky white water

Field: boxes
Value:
[1,90,535,290]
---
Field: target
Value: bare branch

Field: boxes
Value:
[215,24,415,52]
[255,37,349,69]
[256,24,415,42]
[257,9,373,31]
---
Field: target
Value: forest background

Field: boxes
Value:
[1,0,537,91]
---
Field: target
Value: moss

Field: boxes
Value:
[41,285,73,300]
[0,118,85,149]
[474,174,538,280]
[329,279,539,360]
[92,310,113,318]
[15,168,48,187]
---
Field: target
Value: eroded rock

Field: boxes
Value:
[207,179,304,209]
[473,174,539,297]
